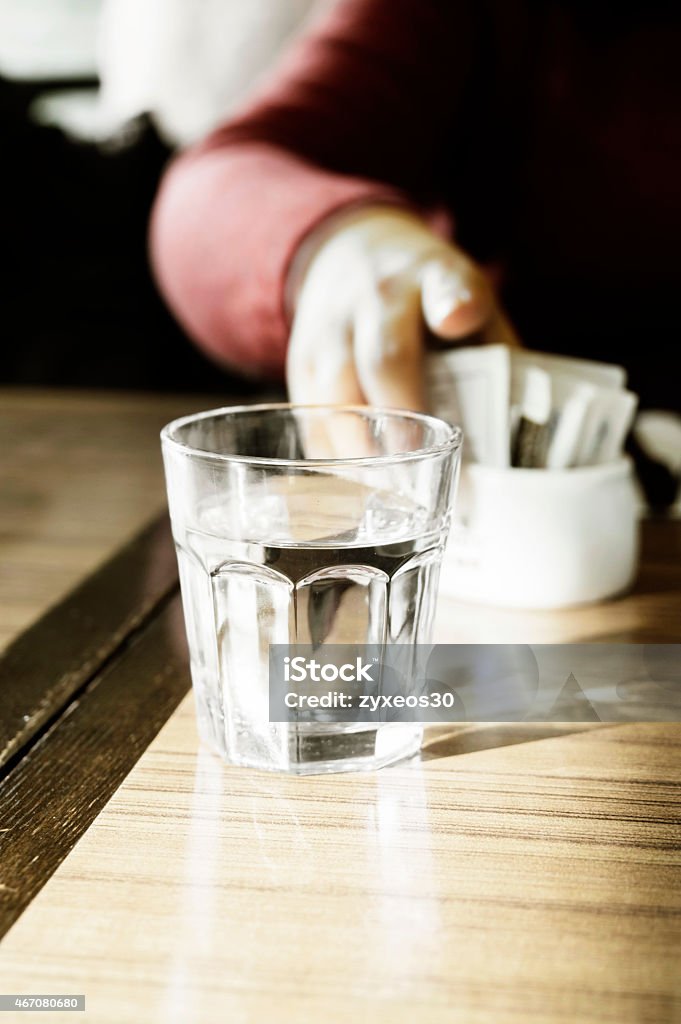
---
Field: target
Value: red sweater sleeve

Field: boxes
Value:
[150,0,475,378]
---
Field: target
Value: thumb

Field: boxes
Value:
[420,252,494,340]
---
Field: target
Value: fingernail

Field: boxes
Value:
[428,281,472,322]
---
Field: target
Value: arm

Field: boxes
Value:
[150,0,477,377]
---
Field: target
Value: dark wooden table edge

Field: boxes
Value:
[0,515,179,774]
[0,514,193,938]
[0,594,191,939]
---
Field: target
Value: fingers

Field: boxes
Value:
[287,316,384,458]
[353,285,427,411]
[287,317,364,457]
[287,313,363,402]
[420,253,494,341]
[285,206,520,444]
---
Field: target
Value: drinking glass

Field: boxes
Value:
[161,404,461,774]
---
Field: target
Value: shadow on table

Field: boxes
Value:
[420,722,607,761]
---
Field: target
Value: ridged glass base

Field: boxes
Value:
[197,710,423,775]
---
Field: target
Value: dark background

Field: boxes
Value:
[1,76,252,395]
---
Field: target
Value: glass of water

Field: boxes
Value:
[161,404,461,774]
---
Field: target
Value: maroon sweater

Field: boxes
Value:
[150,0,680,408]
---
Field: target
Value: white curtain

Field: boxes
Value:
[1,0,327,146]
[97,0,323,145]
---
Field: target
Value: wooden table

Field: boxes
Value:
[0,389,679,1024]
[0,388,226,652]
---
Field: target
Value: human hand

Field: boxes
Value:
[286,205,519,411]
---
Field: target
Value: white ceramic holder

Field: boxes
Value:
[440,458,640,609]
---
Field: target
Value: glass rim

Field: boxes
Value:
[161,403,463,468]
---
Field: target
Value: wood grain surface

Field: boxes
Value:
[0,388,225,651]
[0,704,678,1023]
[0,389,679,1024]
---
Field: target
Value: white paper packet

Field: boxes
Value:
[545,382,595,469]
[511,352,631,468]
[426,345,511,467]
[511,349,627,392]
